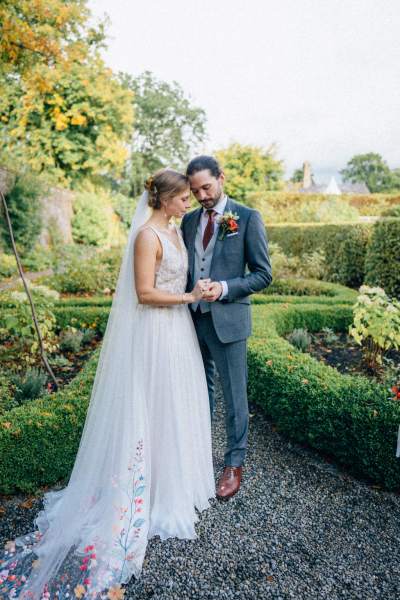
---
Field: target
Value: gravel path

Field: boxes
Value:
[1,387,400,599]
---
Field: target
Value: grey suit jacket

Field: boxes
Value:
[181,197,272,343]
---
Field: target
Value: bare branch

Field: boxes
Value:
[0,188,58,391]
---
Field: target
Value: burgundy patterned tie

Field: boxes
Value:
[203,209,215,250]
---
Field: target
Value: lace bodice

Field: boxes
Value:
[147,225,188,295]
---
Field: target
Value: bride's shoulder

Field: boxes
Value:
[135,226,160,250]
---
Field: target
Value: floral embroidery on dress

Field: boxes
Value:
[0,439,146,599]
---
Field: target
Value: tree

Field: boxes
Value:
[0,0,108,74]
[215,143,284,203]
[389,168,400,192]
[0,172,44,254]
[120,71,207,196]
[0,0,132,186]
[290,168,304,183]
[0,58,133,186]
[340,153,394,193]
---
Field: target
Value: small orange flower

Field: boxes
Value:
[108,586,125,600]
[74,584,86,598]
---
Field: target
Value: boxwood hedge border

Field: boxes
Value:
[1,292,399,493]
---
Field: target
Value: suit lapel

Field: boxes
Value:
[210,197,233,274]
[187,208,202,279]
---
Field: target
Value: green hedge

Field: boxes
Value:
[0,303,111,493]
[248,304,400,490]
[54,306,109,334]
[0,294,113,311]
[249,191,400,221]
[0,350,100,493]
[365,218,400,299]
[1,299,400,493]
[256,278,357,304]
[268,222,372,287]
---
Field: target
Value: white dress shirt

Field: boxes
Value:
[201,195,228,300]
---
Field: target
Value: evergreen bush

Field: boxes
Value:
[0,172,44,254]
[365,218,400,299]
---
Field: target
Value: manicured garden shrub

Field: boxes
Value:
[255,278,357,304]
[1,297,400,493]
[268,223,372,287]
[381,204,400,218]
[248,304,400,490]
[248,191,400,222]
[269,242,326,280]
[0,350,100,493]
[364,218,400,299]
[0,370,14,415]
[314,197,360,222]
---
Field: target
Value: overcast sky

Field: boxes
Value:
[89,0,400,181]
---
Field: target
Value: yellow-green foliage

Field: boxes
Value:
[0,0,134,186]
[71,186,126,248]
[349,285,400,370]
[215,143,284,203]
[248,191,400,222]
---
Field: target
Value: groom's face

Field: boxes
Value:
[188,170,225,210]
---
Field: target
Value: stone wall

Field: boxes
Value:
[38,187,74,246]
[0,167,74,247]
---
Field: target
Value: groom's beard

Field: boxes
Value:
[198,186,224,209]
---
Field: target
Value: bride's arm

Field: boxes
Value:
[134,229,204,306]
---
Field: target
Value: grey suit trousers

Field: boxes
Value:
[192,310,248,468]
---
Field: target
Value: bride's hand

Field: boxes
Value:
[191,278,211,302]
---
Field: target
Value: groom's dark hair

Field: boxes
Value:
[186,155,222,179]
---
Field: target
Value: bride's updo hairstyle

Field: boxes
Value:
[144,169,189,209]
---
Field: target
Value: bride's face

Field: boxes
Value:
[164,188,191,218]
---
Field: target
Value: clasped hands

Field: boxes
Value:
[193,278,222,302]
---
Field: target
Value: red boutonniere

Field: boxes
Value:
[216,212,240,240]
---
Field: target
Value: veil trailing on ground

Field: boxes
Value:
[0,192,153,598]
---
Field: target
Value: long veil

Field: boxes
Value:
[0,192,153,598]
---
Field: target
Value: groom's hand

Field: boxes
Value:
[203,281,223,302]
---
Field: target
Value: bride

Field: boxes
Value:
[0,169,215,598]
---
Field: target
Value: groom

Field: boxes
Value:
[181,155,272,500]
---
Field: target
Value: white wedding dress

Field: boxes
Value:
[136,225,215,539]
[0,198,215,598]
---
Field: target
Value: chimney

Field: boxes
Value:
[302,161,312,189]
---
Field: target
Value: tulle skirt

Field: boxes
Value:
[0,304,215,598]
[135,303,215,538]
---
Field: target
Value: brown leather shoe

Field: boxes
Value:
[216,466,242,500]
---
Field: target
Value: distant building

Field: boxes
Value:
[287,161,370,194]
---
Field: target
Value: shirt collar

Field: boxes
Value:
[202,194,228,217]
